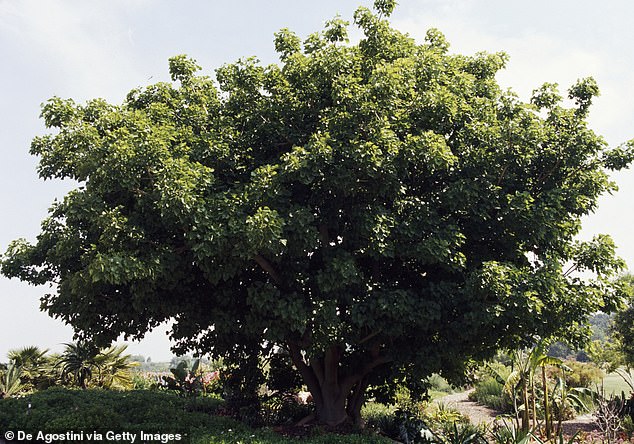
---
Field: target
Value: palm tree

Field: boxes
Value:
[93,344,138,389]
[8,346,49,367]
[8,346,52,390]
[57,342,100,389]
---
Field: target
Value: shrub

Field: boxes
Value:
[469,377,513,412]
[562,360,604,388]
[427,373,456,395]
[362,402,398,435]
[0,387,224,441]
[260,393,313,426]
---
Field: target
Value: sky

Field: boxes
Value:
[1,0,633,362]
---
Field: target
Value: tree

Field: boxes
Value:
[7,346,55,390]
[2,1,632,425]
[93,344,138,389]
[612,274,634,369]
[57,342,100,389]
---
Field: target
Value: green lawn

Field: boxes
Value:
[601,368,634,396]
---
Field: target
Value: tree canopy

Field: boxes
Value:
[2,1,633,425]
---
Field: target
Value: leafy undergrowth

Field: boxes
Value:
[0,388,391,443]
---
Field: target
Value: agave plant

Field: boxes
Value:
[0,363,24,398]
[438,422,488,444]
[490,419,541,444]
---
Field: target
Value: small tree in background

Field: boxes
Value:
[612,274,634,370]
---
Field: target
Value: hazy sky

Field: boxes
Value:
[1,0,633,362]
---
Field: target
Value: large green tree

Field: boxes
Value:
[2,2,632,425]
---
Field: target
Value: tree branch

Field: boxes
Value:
[310,357,325,387]
[288,342,324,408]
[324,345,341,387]
[253,254,282,284]
[358,330,382,345]
[319,223,330,246]
[342,347,391,394]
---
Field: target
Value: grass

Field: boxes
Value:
[600,368,634,396]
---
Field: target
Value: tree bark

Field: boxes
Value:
[521,377,529,432]
[347,375,369,426]
[542,366,551,439]
[286,341,387,427]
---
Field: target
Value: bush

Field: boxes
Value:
[426,373,456,395]
[546,360,604,388]
[0,387,224,441]
[0,387,396,443]
[469,377,513,412]
[260,393,312,426]
[362,402,398,435]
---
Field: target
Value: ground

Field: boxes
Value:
[437,389,499,426]
[437,389,598,435]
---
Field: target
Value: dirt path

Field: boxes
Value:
[436,390,599,435]
[436,389,500,425]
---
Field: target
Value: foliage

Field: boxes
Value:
[363,398,484,444]
[8,346,50,381]
[593,393,627,444]
[547,342,573,360]
[55,342,137,390]
[613,368,634,397]
[0,364,24,398]
[6,346,59,392]
[549,374,597,437]
[260,394,313,426]
[558,360,603,389]
[470,375,513,412]
[56,342,100,389]
[427,373,457,395]
[612,307,634,369]
[161,358,204,396]
[362,401,398,433]
[489,420,535,444]
[265,350,303,396]
[589,312,612,341]
[587,339,625,374]
[622,415,634,441]
[219,352,265,426]
[0,388,393,444]
[3,0,633,425]
[93,344,138,389]
[0,387,223,439]
[260,350,311,426]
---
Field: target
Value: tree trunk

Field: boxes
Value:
[521,377,529,432]
[287,342,385,427]
[315,384,349,426]
[531,377,536,431]
[542,366,551,439]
